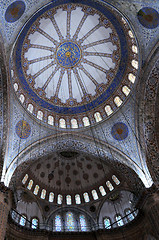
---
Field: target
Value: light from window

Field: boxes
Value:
[131,60,138,69]
[66,212,75,231]
[59,118,66,128]
[79,215,87,231]
[11,210,18,223]
[37,110,43,120]
[83,192,90,203]
[75,194,81,204]
[92,190,98,200]
[105,105,113,116]
[49,192,54,203]
[48,116,54,125]
[114,96,123,107]
[27,104,33,113]
[19,94,25,104]
[19,215,27,226]
[66,195,72,205]
[112,175,120,185]
[132,45,138,54]
[82,117,90,127]
[14,83,18,91]
[116,215,124,226]
[22,174,28,184]
[125,209,134,221]
[104,218,111,229]
[41,189,46,199]
[27,179,33,190]
[33,185,39,195]
[106,181,114,191]
[99,186,106,196]
[94,112,102,122]
[32,218,38,229]
[71,118,78,128]
[122,86,130,96]
[55,215,62,231]
[128,73,136,83]
[128,30,134,38]
[57,194,63,205]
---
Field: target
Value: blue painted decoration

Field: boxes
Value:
[137,7,159,29]
[111,122,128,141]
[5,1,26,23]
[15,120,31,139]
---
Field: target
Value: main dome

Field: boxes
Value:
[11,0,139,129]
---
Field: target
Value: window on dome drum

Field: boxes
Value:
[59,118,66,128]
[75,194,81,204]
[105,105,113,116]
[19,94,25,104]
[57,194,63,204]
[114,96,123,107]
[99,186,106,196]
[112,175,120,185]
[27,179,33,190]
[82,117,90,127]
[104,217,111,229]
[128,73,136,83]
[31,218,38,229]
[49,192,54,203]
[94,112,102,122]
[66,195,72,205]
[131,60,138,69]
[19,215,27,226]
[132,45,138,54]
[79,215,87,231]
[92,190,99,200]
[116,215,124,227]
[128,30,134,38]
[71,118,78,128]
[66,212,75,231]
[27,104,33,113]
[37,110,43,120]
[122,86,130,96]
[22,174,28,184]
[106,181,114,191]
[48,116,54,125]
[33,185,39,195]
[125,209,135,221]
[41,189,46,199]
[83,192,90,203]
[14,83,18,91]
[55,215,62,231]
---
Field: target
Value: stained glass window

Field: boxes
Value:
[92,190,98,200]
[59,118,66,128]
[104,218,111,229]
[79,215,87,231]
[37,110,43,120]
[31,218,38,229]
[48,116,54,125]
[112,175,120,185]
[27,104,33,113]
[82,117,90,127]
[106,181,114,191]
[105,105,113,116]
[83,192,90,203]
[11,210,18,223]
[33,185,39,195]
[122,86,130,96]
[41,189,46,199]
[116,215,124,227]
[19,94,25,104]
[66,212,75,231]
[66,195,72,205]
[128,73,136,83]
[125,209,134,221]
[49,192,54,202]
[75,194,81,204]
[22,174,28,184]
[131,60,138,69]
[71,119,78,128]
[99,186,106,196]
[57,194,63,204]
[94,112,102,122]
[55,215,62,231]
[114,96,123,107]
[27,179,33,190]
[19,215,27,226]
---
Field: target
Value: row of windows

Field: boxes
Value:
[12,211,39,229]
[22,174,120,204]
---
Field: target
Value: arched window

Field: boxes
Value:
[131,60,138,69]
[27,179,33,190]
[48,116,54,125]
[59,118,66,128]
[55,215,62,231]
[22,174,28,184]
[49,192,54,203]
[122,86,130,96]
[114,96,123,107]
[66,195,72,205]
[125,209,134,221]
[41,189,46,199]
[11,210,18,223]
[99,186,106,196]
[82,117,90,127]
[94,112,102,122]
[14,83,18,91]
[106,181,114,191]
[66,212,75,231]
[105,105,113,116]
[116,215,124,227]
[37,110,43,120]
[27,104,33,113]
[104,217,111,229]
[128,73,136,83]
[83,192,90,203]
[31,218,38,229]
[33,185,39,195]
[132,45,138,54]
[71,119,78,128]
[19,215,27,226]
[112,175,120,185]
[79,214,87,231]
[57,194,63,205]
[75,194,81,204]
[92,190,98,200]
[19,94,25,104]
[128,30,134,38]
